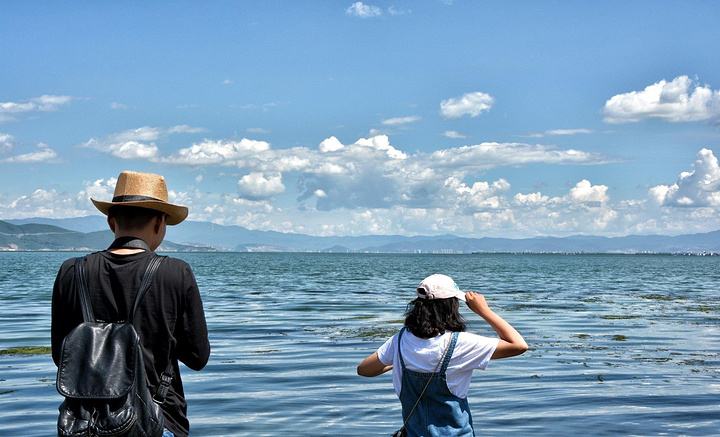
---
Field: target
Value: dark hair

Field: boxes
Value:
[108,205,165,231]
[404,297,466,339]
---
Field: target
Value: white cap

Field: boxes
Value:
[416,274,466,302]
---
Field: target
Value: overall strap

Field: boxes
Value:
[108,236,151,251]
[128,255,165,323]
[74,257,95,323]
[439,331,459,374]
[397,327,407,371]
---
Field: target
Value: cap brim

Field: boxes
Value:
[455,291,467,302]
[91,198,188,225]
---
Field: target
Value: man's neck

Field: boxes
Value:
[109,233,151,255]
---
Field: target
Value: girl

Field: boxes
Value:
[357,274,528,436]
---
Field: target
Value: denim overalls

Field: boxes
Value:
[398,328,474,437]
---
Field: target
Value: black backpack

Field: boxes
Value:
[56,253,168,436]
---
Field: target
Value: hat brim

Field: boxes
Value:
[416,289,467,302]
[91,198,188,226]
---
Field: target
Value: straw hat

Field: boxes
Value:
[91,171,188,225]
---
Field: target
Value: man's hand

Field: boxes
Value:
[465,291,491,316]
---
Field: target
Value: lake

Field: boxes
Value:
[1,252,719,436]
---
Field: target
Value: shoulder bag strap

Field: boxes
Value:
[397,327,407,370]
[400,330,453,430]
[439,332,459,374]
[74,257,95,323]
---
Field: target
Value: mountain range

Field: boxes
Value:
[2,216,720,254]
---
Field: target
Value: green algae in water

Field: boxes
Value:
[611,335,628,341]
[0,346,51,355]
[639,293,677,301]
[601,314,641,320]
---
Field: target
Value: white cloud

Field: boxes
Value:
[650,148,720,207]
[237,172,285,198]
[318,136,344,153]
[604,76,720,123]
[1,143,58,163]
[387,6,411,15]
[429,142,603,170]
[110,102,128,110]
[440,92,494,118]
[247,127,270,134]
[0,95,73,114]
[381,115,421,126]
[513,192,550,206]
[78,178,117,204]
[82,125,205,160]
[164,138,270,165]
[0,133,14,153]
[569,179,609,204]
[528,128,593,138]
[346,2,382,17]
[443,130,466,139]
[167,125,206,134]
[222,79,234,85]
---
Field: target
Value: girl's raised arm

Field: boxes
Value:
[465,291,528,359]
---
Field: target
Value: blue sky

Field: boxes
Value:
[1,1,720,237]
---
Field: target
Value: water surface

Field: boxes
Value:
[1,253,718,435]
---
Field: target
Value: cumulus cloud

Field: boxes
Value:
[604,76,720,123]
[102,132,605,213]
[346,2,382,17]
[382,115,421,126]
[237,172,285,199]
[82,125,204,160]
[163,138,271,165]
[78,177,117,204]
[440,92,494,118]
[513,192,550,206]
[650,148,720,207]
[569,179,609,204]
[1,143,58,163]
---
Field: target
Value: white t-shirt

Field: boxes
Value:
[377,330,499,399]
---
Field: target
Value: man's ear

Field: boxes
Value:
[153,214,165,234]
[108,216,116,233]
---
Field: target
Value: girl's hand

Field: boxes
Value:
[465,291,491,316]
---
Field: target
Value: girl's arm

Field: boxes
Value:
[466,291,528,359]
[357,352,393,377]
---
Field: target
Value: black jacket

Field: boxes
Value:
[52,250,210,436]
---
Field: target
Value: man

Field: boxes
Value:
[51,170,210,437]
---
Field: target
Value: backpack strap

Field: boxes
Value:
[128,255,165,322]
[123,254,174,405]
[153,362,174,405]
[74,257,95,323]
